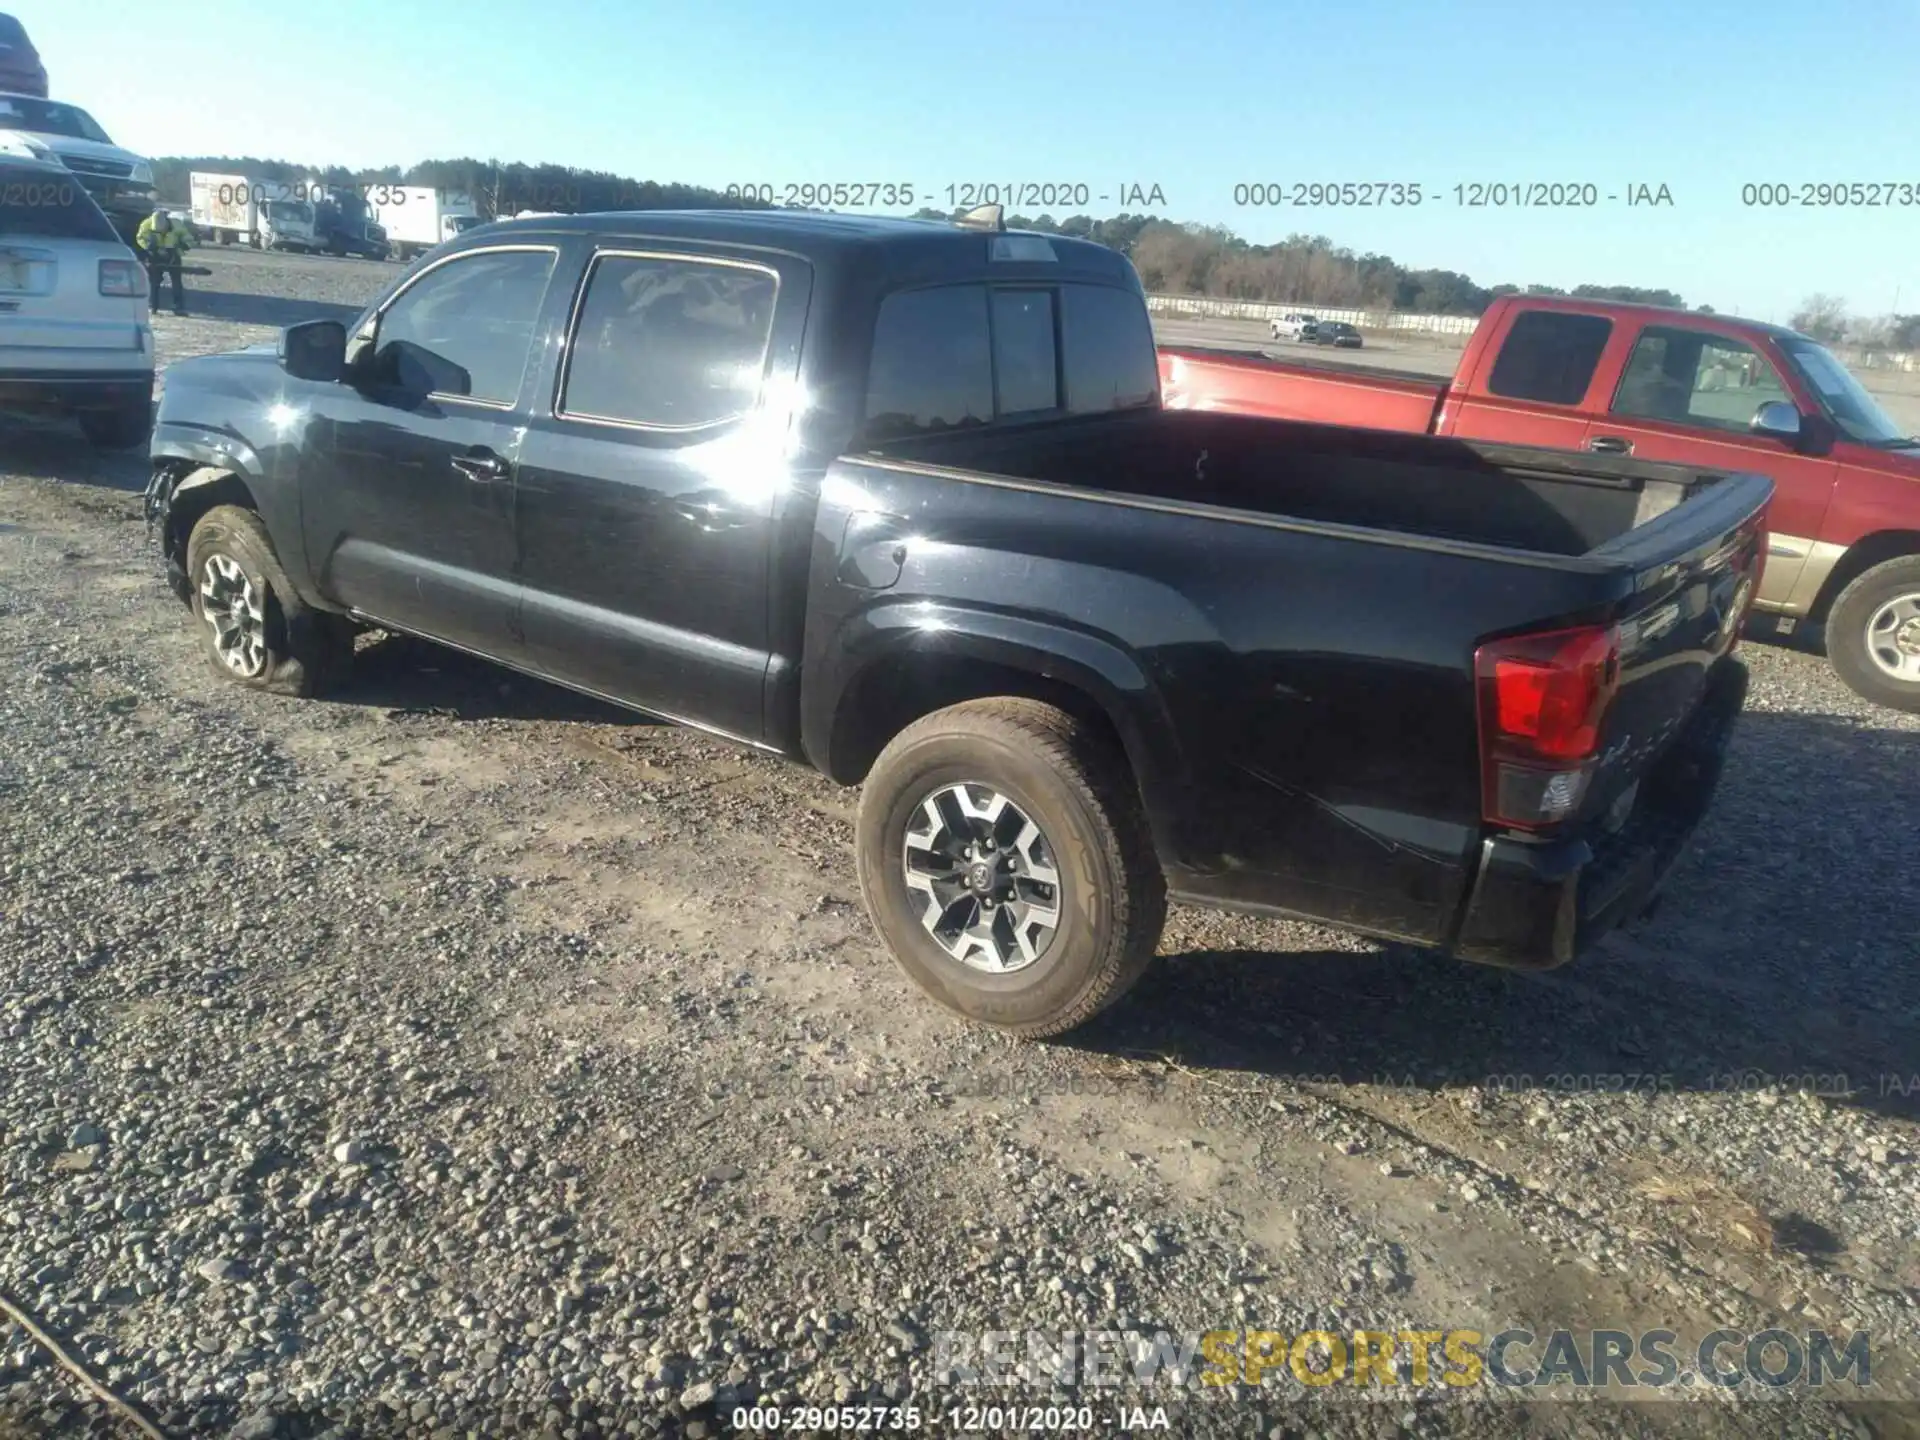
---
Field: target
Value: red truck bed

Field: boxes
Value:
[1159,345,1445,432]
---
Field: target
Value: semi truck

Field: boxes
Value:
[367,186,478,263]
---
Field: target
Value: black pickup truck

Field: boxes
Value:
[145,207,1771,1037]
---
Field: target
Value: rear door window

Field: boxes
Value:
[0,167,116,242]
[1485,310,1614,406]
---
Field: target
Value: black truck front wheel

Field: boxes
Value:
[856,698,1166,1038]
[1826,554,1920,715]
[184,505,353,698]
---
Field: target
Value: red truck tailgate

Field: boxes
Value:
[1159,346,1445,432]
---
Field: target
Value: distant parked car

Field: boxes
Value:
[1311,320,1363,349]
[0,92,156,240]
[1269,312,1318,342]
[0,13,46,98]
[0,154,153,448]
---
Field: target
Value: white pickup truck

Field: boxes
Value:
[1269,311,1320,342]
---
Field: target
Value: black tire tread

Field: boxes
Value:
[185,505,352,698]
[859,696,1166,1038]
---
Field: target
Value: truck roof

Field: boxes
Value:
[462,208,1143,288]
[1499,291,1810,344]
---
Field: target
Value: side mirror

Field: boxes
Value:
[279,319,346,382]
[1749,400,1802,441]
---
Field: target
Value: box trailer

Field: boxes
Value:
[371,187,479,262]
[189,172,264,246]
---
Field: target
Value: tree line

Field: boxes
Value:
[150,156,1918,344]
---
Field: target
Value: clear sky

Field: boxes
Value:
[31,0,1920,321]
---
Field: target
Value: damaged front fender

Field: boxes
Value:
[145,449,260,606]
[146,421,271,593]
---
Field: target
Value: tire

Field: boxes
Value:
[184,505,353,698]
[1826,554,1920,714]
[76,396,152,451]
[855,697,1166,1039]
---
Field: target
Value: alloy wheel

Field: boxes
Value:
[199,553,268,678]
[902,782,1062,973]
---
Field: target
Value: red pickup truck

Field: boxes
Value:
[1161,295,1920,713]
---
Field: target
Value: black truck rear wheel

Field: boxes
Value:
[856,698,1166,1038]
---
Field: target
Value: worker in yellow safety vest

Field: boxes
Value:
[134,207,193,315]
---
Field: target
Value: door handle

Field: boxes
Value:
[1589,435,1634,455]
[669,497,746,531]
[450,449,509,482]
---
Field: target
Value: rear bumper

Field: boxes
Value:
[0,367,154,413]
[1449,656,1749,969]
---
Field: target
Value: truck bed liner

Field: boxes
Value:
[871,410,1718,561]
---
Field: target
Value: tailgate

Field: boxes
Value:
[1580,469,1771,826]
[1453,469,1769,967]
[0,240,145,350]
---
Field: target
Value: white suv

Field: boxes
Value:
[1270,312,1319,342]
[0,152,153,448]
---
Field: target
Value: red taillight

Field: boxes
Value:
[1475,624,1620,830]
[99,259,141,297]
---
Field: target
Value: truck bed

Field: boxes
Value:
[816,410,1769,955]
[866,408,1713,560]
[1160,345,1446,431]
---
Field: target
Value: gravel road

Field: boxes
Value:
[1,247,1916,1438]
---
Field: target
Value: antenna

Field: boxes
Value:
[955,203,1005,233]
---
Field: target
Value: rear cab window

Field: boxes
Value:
[0,163,116,242]
[863,279,1158,441]
[1484,310,1614,406]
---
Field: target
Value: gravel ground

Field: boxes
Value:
[1,248,1916,1438]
